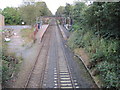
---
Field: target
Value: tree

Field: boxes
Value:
[35,2,52,16]
[56,6,65,17]
[85,2,120,38]
[64,3,73,17]
[20,2,52,25]
[19,5,36,25]
[2,7,22,25]
[72,2,87,24]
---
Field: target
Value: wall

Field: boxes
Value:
[0,14,5,28]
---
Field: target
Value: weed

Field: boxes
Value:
[2,41,23,87]
[21,27,34,44]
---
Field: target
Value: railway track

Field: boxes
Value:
[24,24,51,88]
[42,20,80,89]
[52,23,80,89]
[23,19,93,89]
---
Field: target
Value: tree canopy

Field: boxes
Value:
[20,2,52,25]
[85,2,120,39]
[2,7,22,25]
[56,6,65,17]
[2,1,52,25]
[56,2,120,39]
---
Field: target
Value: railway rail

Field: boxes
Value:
[24,23,51,88]
[23,19,95,89]
[42,20,80,89]
[53,23,80,89]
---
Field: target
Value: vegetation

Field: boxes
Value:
[0,9,2,14]
[19,2,52,25]
[56,6,65,17]
[2,7,22,25]
[21,28,34,44]
[56,2,120,88]
[1,2,52,25]
[1,41,23,87]
[0,33,2,85]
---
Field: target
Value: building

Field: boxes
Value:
[0,14,5,28]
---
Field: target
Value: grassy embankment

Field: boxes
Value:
[68,26,120,88]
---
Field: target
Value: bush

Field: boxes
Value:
[2,43,22,87]
[68,30,85,49]
[97,61,119,88]
[68,24,120,88]
[2,60,11,82]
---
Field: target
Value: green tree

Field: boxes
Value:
[56,6,65,17]
[85,2,120,38]
[64,3,73,17]
[20,2,52,25]
[19,5,36,25]
[2,7,22,25]
[35,2,52,16]
[72,2,87,25]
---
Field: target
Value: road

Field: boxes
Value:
[24,19,97,88]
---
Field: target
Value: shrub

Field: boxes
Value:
[2,53,22,87]
[68,25,120,88]
[68,30,85,49]
[97,61,119,88]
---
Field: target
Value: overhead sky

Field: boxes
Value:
[0,0,77,14]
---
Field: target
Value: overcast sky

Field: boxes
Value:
[0,0,77,14]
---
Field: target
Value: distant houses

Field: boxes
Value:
[0,14,5,29]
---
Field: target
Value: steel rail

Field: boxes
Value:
[24,24,51,89]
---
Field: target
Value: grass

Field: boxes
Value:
[21,27,34,44]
